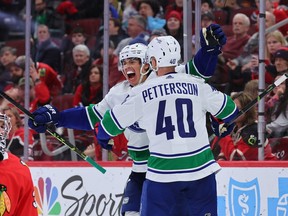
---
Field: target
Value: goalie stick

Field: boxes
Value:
[0,91,106,174]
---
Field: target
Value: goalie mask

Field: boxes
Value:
[146,36,181,72]
[0,113,12,161]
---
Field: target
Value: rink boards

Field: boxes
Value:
[28,161,288,216]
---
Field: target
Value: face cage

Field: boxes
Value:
[0,114,12,142]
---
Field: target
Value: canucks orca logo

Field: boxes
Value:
[228,178,260,216]
[128,122,146,133]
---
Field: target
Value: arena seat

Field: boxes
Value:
[4,39,25,56]
[213,10,229,25]
[69,18,102,36]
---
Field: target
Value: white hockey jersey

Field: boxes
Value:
[101,73,238,182]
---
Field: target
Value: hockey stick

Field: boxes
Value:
[0,91,106,174]
[225,73,288,127]
[209,73,288,142]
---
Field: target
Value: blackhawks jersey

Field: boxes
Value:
[84,58,211,173]
[100,73,238,182]
[0,152,38,216]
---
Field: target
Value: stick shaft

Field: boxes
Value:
[227,73,288,127]
[0,91,106,173]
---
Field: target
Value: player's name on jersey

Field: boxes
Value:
[142,82,199,102]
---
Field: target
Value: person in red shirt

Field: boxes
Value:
[0,113,38,216]
[211,92,276,161]
[17,76,50,113]
[73,64,103,107]
[12,56,63,98]
[93,41,125,89]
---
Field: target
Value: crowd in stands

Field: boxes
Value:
[0,0,287,162]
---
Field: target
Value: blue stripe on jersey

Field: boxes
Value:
[92,105,103,120]
[134,161,148,165]
[214,94,226,117]
[148,160,216,174]
[128,124,146,133]
[110,110,124,130]
[150,144,210,158]
[128,145,149,150]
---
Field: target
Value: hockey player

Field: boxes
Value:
[96,36,239,215]
[29,24,227,216]
[0,113,38,216]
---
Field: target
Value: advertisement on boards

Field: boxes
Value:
[29,163,288,216]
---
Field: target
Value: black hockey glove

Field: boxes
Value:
[200,23,226,55]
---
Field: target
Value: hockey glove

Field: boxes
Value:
[28,105,60,133]
[200,23,226,54]
[95,123,113,150]
[210,115,234,137]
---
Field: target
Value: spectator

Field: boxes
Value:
[201,11,215,28]
[93,18,128,59]
[266,75,288,138]
[266,30,287,62]
[222,13,251,62]
[164,10,183,59]
[274,46,288,74]
[249,31,287,85]
[149,28,167,42]
[165,0,183,18]
[17,77,50,113]
[243,79,259,100]
[109,18,129,50]
[61,26,88,76]
[136,0,165,32]
[32,0,65,37]
[62,44,93,93]
[0,86,21,110]
[211,92,276,161]
[2,106,35,161]
[0,46,16,91]
[226,11,276,92]
[201,0,214,13]
[8,56,63,98]
[73,64,103,107]
[121,0,140,30]
[93,41,125,88]
[114,15,149,56]
[251,0,288,36]
[32,24,62,73]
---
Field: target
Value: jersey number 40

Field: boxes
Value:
[156,99,196,140]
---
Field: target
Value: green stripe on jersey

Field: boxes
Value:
[87,104,101,126]
[188,59,209,81]
[148,148,214,170]
[102,111,124,136]
[128,149,150,162]
[215,95,237,119]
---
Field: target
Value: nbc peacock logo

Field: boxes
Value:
[34,177,61,215]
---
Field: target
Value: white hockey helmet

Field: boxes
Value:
[119,43,148,65]
[146,36,181,68]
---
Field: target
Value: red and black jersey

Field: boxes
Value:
[0,152,38,216]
